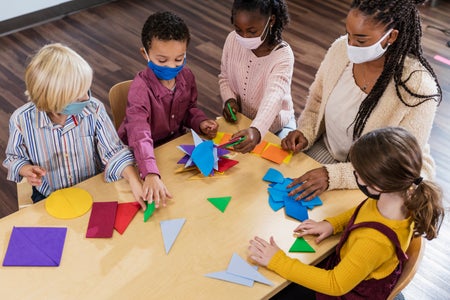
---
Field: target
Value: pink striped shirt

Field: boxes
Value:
[219,31,295,138]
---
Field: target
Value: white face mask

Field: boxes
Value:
[347,29,393,64]
[235,18,271,50]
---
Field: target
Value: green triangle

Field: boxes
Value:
[144,201,155,222]
[289,237,315,253]
[207,196,232,213]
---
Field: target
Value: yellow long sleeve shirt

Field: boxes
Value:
[267,199,414,296]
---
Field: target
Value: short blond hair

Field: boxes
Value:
[25,43,93,112]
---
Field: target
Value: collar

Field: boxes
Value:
[144,66,187,98]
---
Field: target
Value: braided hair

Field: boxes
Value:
[350,0,442,139]
[231,0,289,46]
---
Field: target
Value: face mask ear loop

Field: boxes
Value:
[143,46,150,62]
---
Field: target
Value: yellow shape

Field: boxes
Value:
[188,172,228,180]
[283,151,293,164]
[45,187,93,219]
[212,132,225,145]
[174,165,198,174]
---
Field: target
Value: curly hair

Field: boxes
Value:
[350,127,444,240]
[141,11,190,51]
[231,0,289,46]
[350,0,442,139]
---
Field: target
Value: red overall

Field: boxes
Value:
[316,199,408,300]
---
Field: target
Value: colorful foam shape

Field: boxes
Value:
[227,253,273,286]
[207,196,232,213]
[144,201,156,222]
[3,227,67,266]
[300,196,323,209]
[217,157,239,172]
[260,144,289,164]
[160,218,186,254]
[45,187,93,219]
[204,270,255,287]
[251,140,268,155]
[289,237,316,253]
[262,168,285,183]
[191,140,215,176]
[114,202,140,234]
[86,201,118,238]
[284,197,309,221]
[268,195,285,211]
[267,187,287,203]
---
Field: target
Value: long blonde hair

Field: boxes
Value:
[25,43,93,112]
[350,127,444,240]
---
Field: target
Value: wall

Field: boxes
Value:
[0,0,71,22]
[0,0,112,36]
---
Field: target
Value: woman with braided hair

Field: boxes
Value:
[281,0,441,201]
[219,0,296,153]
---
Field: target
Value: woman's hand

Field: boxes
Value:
[281,130,308,153]
[248,236,280,266]
[143,174,173,209]
[294,220,333,244]
[222,98,240,123]
[19,165,46,186]
[288,167,329,200]
[200,119,218,139]
[231,127,261,153]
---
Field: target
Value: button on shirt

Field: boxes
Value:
[3,99,135,197]
[118,66,208,178]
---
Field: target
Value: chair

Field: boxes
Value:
[387,236,425,300]
[108,80,132,130]
[17,179,33,209]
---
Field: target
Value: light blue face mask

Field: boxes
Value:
[62,90,91,115]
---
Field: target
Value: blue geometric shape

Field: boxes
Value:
[284,197,309,221]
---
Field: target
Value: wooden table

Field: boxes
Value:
[0,115,364,300]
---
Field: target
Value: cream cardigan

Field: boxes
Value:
[298,36,438,190]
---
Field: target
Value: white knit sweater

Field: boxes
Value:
[219,31,295,138]
[298,36,439,190]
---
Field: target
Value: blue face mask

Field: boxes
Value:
[147,58,186,80]
[62,90,91,115]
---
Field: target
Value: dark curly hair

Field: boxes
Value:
[231,0,289,46]
[141,11,190,51]
[350,0,442,139]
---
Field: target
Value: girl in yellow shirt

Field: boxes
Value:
[248,127,444,299]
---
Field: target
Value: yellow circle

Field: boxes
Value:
[45,187,93,219]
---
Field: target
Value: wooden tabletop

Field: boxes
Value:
[0,115,364,300]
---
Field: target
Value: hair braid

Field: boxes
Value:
[350,0,442,139]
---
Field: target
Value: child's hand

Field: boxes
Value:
[144,174,173,208]
[294,220,333,244]
[281,130,308,153]
[19,165,46,186]
[200,119,218,139]
[248,236,280,267]
[222,98,240,123]
[231,127,261,153]
[121,165,146,210]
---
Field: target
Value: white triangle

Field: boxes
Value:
[160,218,186,254]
